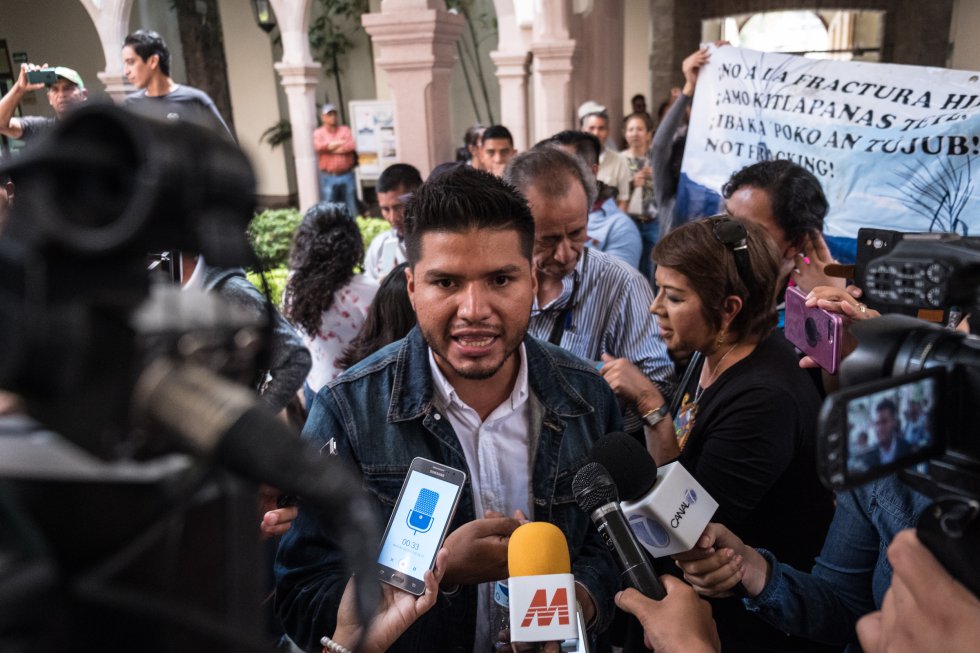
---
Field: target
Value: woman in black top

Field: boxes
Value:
[600,216,835,652]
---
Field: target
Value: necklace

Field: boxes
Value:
[675,344,739,452]
[693,344,738,403]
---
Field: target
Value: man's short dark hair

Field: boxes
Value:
[722,160,828,249]
[377,163,423,194]
[481,124,514,147]
[403,165,534,265]
[876,398,898,419]
[504,146,597,209]
[578,110,609,128]
[124,30,172,77]
[537,130,601,169]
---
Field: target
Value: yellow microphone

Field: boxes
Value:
[507,522,578,643]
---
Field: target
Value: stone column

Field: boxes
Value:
[362,2,465,177]
[530,0,577,142]
[270,0,321,212]
[490,51,530,151]
[78,0,135,102]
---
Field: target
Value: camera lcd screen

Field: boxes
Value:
[845,374,938,476]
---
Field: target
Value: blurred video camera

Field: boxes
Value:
[818,233,980,597]
[0,103,263,459]
[854,227,980,327]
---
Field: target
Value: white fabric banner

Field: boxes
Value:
[679,45,980,254]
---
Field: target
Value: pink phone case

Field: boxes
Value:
[784,286,844,374]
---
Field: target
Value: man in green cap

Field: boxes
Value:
[0,63,88,143]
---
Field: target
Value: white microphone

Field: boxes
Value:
[591,432,718,557]
[507,521,580,644]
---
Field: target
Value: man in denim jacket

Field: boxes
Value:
[275,166,621,652]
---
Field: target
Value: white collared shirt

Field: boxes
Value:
[428,344,532,650]
[428,344,532,519]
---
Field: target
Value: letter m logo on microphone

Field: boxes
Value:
[520,588,570,627]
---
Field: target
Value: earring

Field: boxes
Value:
[715,331,726,351]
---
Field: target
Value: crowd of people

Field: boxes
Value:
[2,32,979,653]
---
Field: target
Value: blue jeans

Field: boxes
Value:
[318,170,357,219]
[744,475,931,648]
[637,218,660,287]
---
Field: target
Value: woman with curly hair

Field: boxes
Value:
[284,202,378,407]
[335,262,415,371]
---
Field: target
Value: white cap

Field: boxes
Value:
[577,100,606,121]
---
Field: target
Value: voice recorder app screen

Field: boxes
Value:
[378,471,459,581]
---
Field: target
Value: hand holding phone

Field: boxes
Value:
[377,458,466,595]
[784,285,844,374]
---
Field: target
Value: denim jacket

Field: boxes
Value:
[744,475,931,649]
[275,328,623,653]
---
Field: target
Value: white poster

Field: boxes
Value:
[350,100,397,180]
[680,45,980,260]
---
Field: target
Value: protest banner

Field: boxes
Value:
[679,44,980,260]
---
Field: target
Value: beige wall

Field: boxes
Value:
[217,0,292,200]
[448,0,500,148]
[622,0,650,118]
[950,0,980,71]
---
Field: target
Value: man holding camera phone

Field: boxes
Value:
[0,63,88,142]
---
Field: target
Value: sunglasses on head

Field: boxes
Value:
[710,215,753,291]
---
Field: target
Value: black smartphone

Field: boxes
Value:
[26,69,58,85]
[376,457,466,595]
[818,368,945,490]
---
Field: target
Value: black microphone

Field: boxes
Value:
[572,462,666,600]
[591,433,748,597]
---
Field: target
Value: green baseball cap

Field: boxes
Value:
[53,66,85,90]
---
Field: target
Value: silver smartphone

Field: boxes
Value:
[376,457,466,595]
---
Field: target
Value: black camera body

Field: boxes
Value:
[855,228,980,326]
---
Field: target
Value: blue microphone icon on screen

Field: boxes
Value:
[407,488,439,535]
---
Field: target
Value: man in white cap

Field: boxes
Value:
[313,102,358,219]
[0,63,88,143]
[578,101,632,212]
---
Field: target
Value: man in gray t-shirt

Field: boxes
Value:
[121,29,232,138]
[0,64,87,143]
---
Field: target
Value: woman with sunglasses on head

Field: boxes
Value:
[600,215,835,653]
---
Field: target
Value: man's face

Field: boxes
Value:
[632,96,647,113]
[47,79,86,118]
[322,110,338,128]
[122,45,156,89]
[407,228,535,385]
[527,176,589,280]
[481,138,515,177]
[581,115,609,144]
[725,185,794,261]
[874,408,898,446]
[378,185,409,233]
